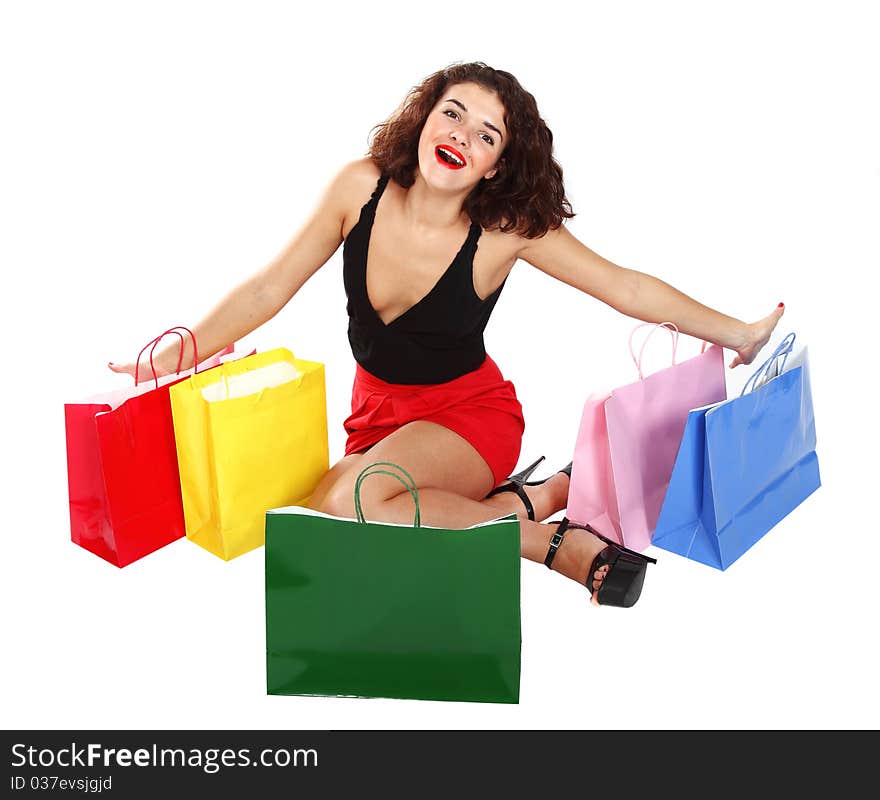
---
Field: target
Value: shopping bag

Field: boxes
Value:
[566,322,727,552]
[265,461,522,703]
[652,332,821,570]
[169,346,329,561]
[64,327,236,567]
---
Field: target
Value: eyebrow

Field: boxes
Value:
[444,98,504,142]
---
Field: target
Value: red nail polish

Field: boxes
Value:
[778,302,784,308]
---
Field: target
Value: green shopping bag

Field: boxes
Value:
[265,462,521,703]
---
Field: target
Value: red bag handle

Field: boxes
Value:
[134,326,200,388]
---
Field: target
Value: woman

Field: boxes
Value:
[109,62,784,607]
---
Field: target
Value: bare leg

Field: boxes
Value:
[309,421,611,600]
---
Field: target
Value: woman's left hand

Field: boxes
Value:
[729,303,786,368]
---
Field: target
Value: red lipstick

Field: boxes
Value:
[435,144,466,170]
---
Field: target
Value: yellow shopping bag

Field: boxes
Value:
[169,347,329,560]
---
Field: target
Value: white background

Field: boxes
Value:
[2,0,878,731]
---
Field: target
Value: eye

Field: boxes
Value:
[480,133,495,146]
[443,109,460,120]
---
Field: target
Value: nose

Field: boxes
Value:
[449,129,468,149]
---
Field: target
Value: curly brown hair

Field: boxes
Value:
[368,61,574,239]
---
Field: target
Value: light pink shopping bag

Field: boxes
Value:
[566,323,727,552]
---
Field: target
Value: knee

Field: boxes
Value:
[311,478,357,519]
[311,472,402,521]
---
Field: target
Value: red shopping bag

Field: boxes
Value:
[64,327,240,567]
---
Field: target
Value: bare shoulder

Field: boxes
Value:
[477,225,528,266]
[477,223,605,294]
[332,156,382,195]
[469,225,530,296]
[508,221,629,301]
[324,157,382,237]
[479,222,574,262]
[515,223,576,263]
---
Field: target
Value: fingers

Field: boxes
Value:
[107,361,134,377]
[756,305,785,332]
[760,303,785,337]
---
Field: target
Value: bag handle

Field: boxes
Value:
[353,461,421,528]
[629,322,679,379]
[629,322,711,380]
[152,326,200,381]
[740,332,796,396]
[134,326,200,388]
[134,329,184,388]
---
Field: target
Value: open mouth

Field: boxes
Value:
[435,145,466,170]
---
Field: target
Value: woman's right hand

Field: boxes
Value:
[107,360,135,379]
[108,325,196,381]
[108,348,178,381]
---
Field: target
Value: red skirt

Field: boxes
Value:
[343,355,525,489]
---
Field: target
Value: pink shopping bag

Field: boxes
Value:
[566,323,727,552]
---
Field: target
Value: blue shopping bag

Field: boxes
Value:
[652,333,821,570]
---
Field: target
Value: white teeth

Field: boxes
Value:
[438,146,464,166]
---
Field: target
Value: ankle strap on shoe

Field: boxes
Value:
[516,486,536,523]
[544,518,570,569]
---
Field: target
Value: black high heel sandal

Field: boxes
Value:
[545,517,657,608]
[486,458,573,522]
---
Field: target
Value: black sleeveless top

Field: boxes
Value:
[342,174,507,384]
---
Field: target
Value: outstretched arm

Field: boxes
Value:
[518,225,784,368]
[108,160,363,377]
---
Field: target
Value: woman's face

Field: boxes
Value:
[417,81,507,190]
